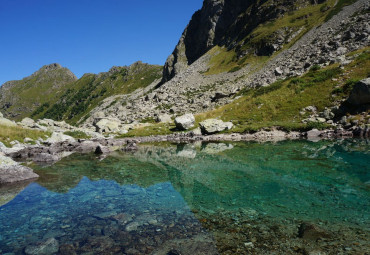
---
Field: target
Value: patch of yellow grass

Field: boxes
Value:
[0,125,50,147]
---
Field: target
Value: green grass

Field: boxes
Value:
[325,0,358,22]
[1,67,77,121]
[197,48,370,133]
[0,125,50,147]
[63,131,91,139]
[116,123,175,138]
[205,46,269,75]
[36,62,162,125]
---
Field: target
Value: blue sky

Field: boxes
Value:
[0,0,202,85]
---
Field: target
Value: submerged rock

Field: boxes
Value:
[298,222,330,241]
[25,238,59,255]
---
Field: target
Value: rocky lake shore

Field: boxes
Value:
[1,123,368,185]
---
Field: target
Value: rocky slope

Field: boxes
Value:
[162,0,335,83]
[0,0,368,135]
[83,0,369,130]
[0,64,77,120]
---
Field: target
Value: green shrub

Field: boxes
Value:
[310,64,321,72]
[306,121,330,130]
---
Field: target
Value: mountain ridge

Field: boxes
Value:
[0,0,368,136]
[0,64,77,120]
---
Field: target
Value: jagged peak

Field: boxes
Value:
[40,63,62,71]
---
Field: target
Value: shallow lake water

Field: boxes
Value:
[0,139,369,254]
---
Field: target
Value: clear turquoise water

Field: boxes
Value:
[0,139,369,254]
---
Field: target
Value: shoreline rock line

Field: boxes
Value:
[1,126,368,184]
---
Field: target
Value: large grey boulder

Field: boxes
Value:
[20,117,36,127]
[0,111,3,118]
[94,118,120,133]
[38,119,55,127]
[348,78,370,105]
[0,141,7,152]
[199,119,233,134]
[75,141,102,153]
[156,114,172,123]
[0,116,17,127]
[46,132,76,144]
[174,114,195,130]
[0,153,39,184]
[307,129,322,139]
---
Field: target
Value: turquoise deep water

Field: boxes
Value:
[0,139,369,254]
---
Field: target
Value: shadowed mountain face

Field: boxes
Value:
[161,0,321,83]
[0,64,77,120]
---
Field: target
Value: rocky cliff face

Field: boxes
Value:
[162,0,316,83]
[85,0,369,128]
[0,64,77,120]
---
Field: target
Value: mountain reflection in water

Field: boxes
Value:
[0,139,369,254]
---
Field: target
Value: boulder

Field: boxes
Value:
[20,117,36,127]
[275,67,283,76]
[75,141,102,153]
[0,154,39,184]
[348,78,370,105]
[94,118,120,133]
[24,137,34,143]
[0,142,7,152]
[46,132,76,144]
[199,119,233,134]
[156,114,172,123]
[191,127,203,136]
[38,119,55,127]
[0,116,17,127]
[307,129,322,139]
[31,153,59,163]
[25,238,59,255]
[95,145,111,155]
[121,142,138,152]
[174,114,195,130]
[0,112,3,118]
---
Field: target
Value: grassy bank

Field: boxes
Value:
[121,48,369,137]
[0,125,50,147]
[197,48,369,132]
